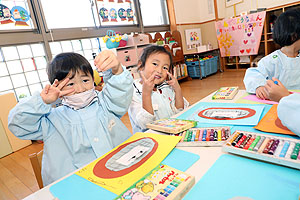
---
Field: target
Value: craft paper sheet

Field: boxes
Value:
[177,102,264,126]
[75,132,181,195]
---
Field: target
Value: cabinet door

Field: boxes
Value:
[0,119,12,158]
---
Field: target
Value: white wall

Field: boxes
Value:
[218,0,299,19]
[173,0,215,24]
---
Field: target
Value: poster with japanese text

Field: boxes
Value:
[215,11,266,57]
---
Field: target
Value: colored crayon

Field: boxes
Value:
[195,130,200,141]
[202,129,207,141]
[225,129,230,139]
[258,137,270,153]
[217,130,222,141]
[274,140,284,157]
[209,129,214,141]
[240,134,252,149]
[279,141,290,157]
[191,130,196,141]
[291,143,300,160]
[268,139,280,155]
[181,131,186,142]
[186,130,192,142]
[263,139,274,154]
[254,136,265,152]
[285,142,295,158]
[298,151,300,160]
[232,132,244,146]
[221,128,226,140]
[236,135,247,148]
[213,130,218,141]
[248,135,260,151]
[229,132,239,145]
[198,129,203,141]
[244,135,255,150]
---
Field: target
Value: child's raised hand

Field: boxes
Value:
[265,78,290,102]
[40,78,74,104]
[140,71,157,95]
[166,68,181,92]
[255,86,268,100]
[94,50,123,75]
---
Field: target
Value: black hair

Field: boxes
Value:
[273,8,300,47]
[138,45,173,73]
[47,52,93,84]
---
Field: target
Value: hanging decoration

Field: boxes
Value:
[118,8,127,21]
[126,8,134,21]
[118,0,124,3]
[11,6,30,26]
[125,0,131,3]
[109,8,117,22]
[109,0,115,2]
[99,7,109,22]
[0,4,13,24]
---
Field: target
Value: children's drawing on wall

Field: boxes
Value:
[99,7,109,22]
[118,8,127,21]
[126,8,134,21]
[225,0,243,7]
[11,6,30,26]
[0,4,13,24]
[185,28,202,50]
[215,11,266,57]
[109,8,118,22]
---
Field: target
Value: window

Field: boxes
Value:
[0,44,48,100]
[97,0,138,26]
[139,0,169,26]
[49,37,101,70]
[0,0,35,30]
[39,0,100,29]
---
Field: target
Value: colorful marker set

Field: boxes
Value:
[223,131,300,169]
[176,127,231,147]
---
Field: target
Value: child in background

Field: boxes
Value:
[265,77,300,137]
[128,45,189,133]
[8,51,133,186]
[243,8,300,99]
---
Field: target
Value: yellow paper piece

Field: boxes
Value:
[75,132,181,195]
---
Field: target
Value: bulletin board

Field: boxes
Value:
[215,11,266,57]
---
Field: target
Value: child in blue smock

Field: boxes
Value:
[265,77,300,137]
[8,51,133,186]
[244,8,300,99]
[128,45,189,133]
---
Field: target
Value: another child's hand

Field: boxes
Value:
[255,86,268,100]
[40,78,74,104]
[265,78,290,102]
[166,69,181,92]
[140,71,156,95]
[94,50,123,75]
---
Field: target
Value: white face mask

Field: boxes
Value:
[62,88,97,110]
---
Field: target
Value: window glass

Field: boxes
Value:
[2,46,19,61]
[25,71,40,84]
[11,73,27,88]
[17,45,33,59]
[31,44,45,57]
[38,69,48,82]
[61,41,73,52]
[15,86,30,100]
[139,0,169,26]
[71,40,82,51]
[29,83,43,94]
[0,62,9,76]
[22,58,35,72]
[35,57,47,69]
[0,1,35,30]
[0,76,13,91]
[97,0,137,26]
[40,0,99,29]
[81,39,92,49]
[7,60,23,74]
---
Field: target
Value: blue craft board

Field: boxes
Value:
[184,154,300,200]
[50,148,199,200]
[177,102,265,126]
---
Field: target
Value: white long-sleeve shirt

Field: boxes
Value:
[277,93,300,137]
[128,79,189,133]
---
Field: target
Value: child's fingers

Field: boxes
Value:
[265,80,275,88]
[98,55,114,71]
[44,84,51,94]
[173,67,177,78]
[52,79,59,87]
[57,78,70,90]
[140,71,146,82]
[272,77,284,87]
[59,88,74,97]
[94,51,114,70]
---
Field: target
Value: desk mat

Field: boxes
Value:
[50,148,199,200]
[184,154,300,200]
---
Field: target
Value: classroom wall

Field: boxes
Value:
[218,0,300,18]
[173,0,215,24]
[177,22,218,54]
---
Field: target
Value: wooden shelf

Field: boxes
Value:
[177,75,189,81]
